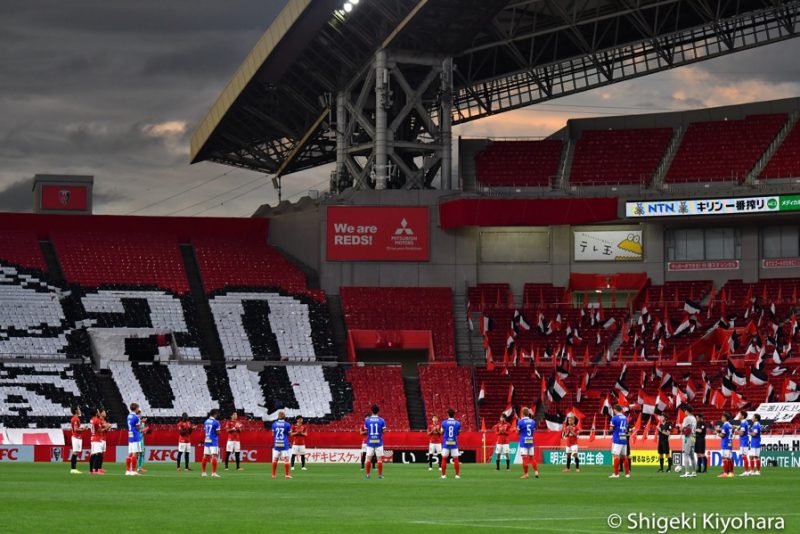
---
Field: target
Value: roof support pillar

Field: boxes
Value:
[374,49,389,190]
[335,91,349,191]
[440,56,454,191]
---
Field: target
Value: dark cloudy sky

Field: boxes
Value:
[1,1,799,217]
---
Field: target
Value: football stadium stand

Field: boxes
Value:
[474,140,562,187]
[570,128,673,186]
[665,114,787,183]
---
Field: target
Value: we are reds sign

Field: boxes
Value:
[327,206,429,261]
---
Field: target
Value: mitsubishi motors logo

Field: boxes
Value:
[58,190,71,206]
[394,218,414,236]
[390,217,418,249]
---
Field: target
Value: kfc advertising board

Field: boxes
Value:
[327,206,429,261]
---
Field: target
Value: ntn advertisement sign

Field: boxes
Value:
[326,206,429,261]
[626,194,800,219]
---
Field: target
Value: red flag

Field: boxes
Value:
[588,414,597,442]
[642,415,652,439]
[630,413,642,444]
[540,377,547,404]
[570,406,586,422]
[711,389,727,409]
[480,418,486,433]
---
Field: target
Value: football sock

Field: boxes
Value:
[98,454,104,471]
[291,454,296,467]
[659,456,664,470]
[365,459,372,475]
[235,452,241,469]
[71,454,78,470]
[496,458,500,470]
[453,458,460,476]
[185,454,189,469]
[756,458,761,471]
[201,456,208,474]
[284,462,290,476]
[624,456,631,474]
[441,457,447,476]
[613,457,620,475]
[742,456,749,472]
[667,457,673,471]
[566,455,572,470]
[211,456,217,475]
[574,455,579,470]
[360,452,366,469]
[300,455,305,468]
[523,456,529,475]
[272,461,278,477]
[89,454,96,472]
[225,452,230,469]
[378,461,383,476]
[138,452,143,470]
[506,457,510,469]
[176,452,182,469]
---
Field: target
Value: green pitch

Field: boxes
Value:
[2,463,798,533]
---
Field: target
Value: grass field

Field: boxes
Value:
[2,463,798,533]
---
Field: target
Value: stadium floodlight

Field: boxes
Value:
[343,2,353,13]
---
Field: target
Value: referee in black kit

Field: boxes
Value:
[657,415,673,472]
[694,413,708,473]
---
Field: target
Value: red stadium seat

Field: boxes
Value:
[475,140,562,187]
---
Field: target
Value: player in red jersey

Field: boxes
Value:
[176,413,192,471]
[69,407,84,474]
[225,412,244,471]
[426,416,442,471]
[492,414,512,471]
[562,414,581,473]
[290,416,308,471]
[89,408,111,475]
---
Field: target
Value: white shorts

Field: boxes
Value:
[226,440,241,453]
[90,442,104,455]
[441,448,459,458]
[519,446,535,456]
[273,449,290,460]
[101,440,107,452]
[739,446,749,456]
[292,445,306,455]
[721,449,732,459]
[203,446,220,456]
[611,443,626,456]
[749,447,761,457]
[71,437,82,454]
[361,443,366,452]
[128,442,143,455]
[565,445,578,454]
[178,442,192,453]
[428,443,442,455]
[494,444,510,455]
[365,446,384,458]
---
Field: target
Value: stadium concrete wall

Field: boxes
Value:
[264,190,800,296]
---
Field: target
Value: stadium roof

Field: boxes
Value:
[190,0,800,178]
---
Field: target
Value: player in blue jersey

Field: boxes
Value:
[748,414,762,476]
[609,404,630,479]
[271,411,293,479]
[125,403,143,476]
[201,409,221,478]
[440,409,462,479]
[517,407,539,479]
[364,404,387,479]
[736,410,751,476]
[717,412,734,478]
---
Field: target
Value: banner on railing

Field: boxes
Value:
[754,403,800,424]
